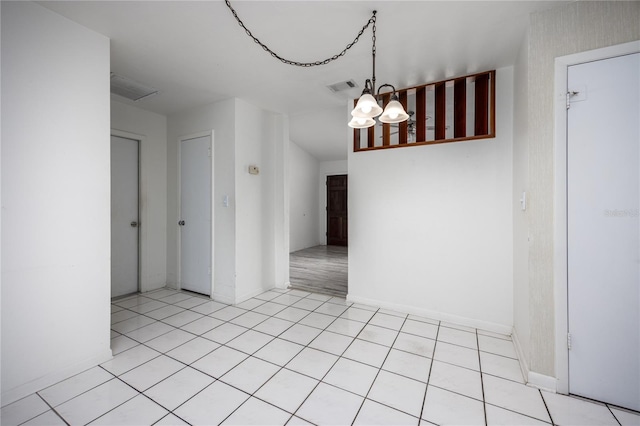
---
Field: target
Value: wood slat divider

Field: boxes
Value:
[352,70,495,153]
[454,78,467,138]
[416,87,426,142]
[399,91,408,144]
[435,82,446,140]
[474,73,489,136]
[367,124,375,148]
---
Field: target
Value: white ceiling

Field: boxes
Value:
[40,1,567,161]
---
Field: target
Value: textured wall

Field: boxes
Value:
[512,28,530,372]
[527,1,640,376]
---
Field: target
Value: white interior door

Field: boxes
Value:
[567,52,640,411]
[180,135,212,296]
[111,135,139,298]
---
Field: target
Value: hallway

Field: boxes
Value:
[289,245,347,297]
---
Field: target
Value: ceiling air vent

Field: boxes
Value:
[110,73,158,101]
[327,79,358,93]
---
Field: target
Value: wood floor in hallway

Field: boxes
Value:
[289,245,347,297]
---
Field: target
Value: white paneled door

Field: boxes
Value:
[180,135,212,296]
[111,135,139,298]
[567,52,640,411]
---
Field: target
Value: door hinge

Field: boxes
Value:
[567,332,572,350]
[566,91,578,109]
[207,147,211,157]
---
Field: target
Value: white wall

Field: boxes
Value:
[167,99,236,302]
[318,160,348,245]
[525,1,640,378]
[111,101,167,292]
[167,98,289,304]
[512,29,531,376]
[1,1,112,404]
[289,142,320,252]
[348,67,514,333]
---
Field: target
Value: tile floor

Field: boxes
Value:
[2,287,639,425]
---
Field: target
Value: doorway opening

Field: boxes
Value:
[289,174,348,298]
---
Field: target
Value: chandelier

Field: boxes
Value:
[224,3,409,129]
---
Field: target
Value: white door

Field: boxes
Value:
[567,52,640,411]
[111,135,139,298]
[180,135,212,296]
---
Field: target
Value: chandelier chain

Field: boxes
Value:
[225,0,377,68]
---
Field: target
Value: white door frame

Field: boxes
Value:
[553,40,640,395]
[177,131,214,297]
[111,129,142,294]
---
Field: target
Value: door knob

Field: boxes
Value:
[130,221,138,227]
[178,220,185,226]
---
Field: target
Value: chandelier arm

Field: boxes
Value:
[225,1,377,68]
[377,83,398,98]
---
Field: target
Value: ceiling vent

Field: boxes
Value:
[327,80,358,93]
[110,73,159,101]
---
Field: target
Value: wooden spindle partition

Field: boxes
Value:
[353,70,495,153]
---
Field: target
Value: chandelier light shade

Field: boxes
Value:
[351,93,383,118]
[348,116,377,129]
[379,97,410,123]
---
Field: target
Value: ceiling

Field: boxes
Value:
[40,1,567,161]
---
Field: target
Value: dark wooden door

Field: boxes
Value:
[326,175,348,246]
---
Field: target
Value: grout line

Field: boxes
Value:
[539,389,556,426]
[78,377,141,425]
[350,313,407,425]
[476,329,488,426]
[418,320,440,424]
[284,306,382,424]
[606,404,623,426]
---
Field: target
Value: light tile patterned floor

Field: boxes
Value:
[2,287,639,425]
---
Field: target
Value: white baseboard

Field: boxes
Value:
[346,294,512,335]
[279,281,291,290]
[235,287,271,305]
[511,328,531,383]
[512,328,557,393]
[213,291,234,305]
[1,349,113,406]
[528,372,557,393]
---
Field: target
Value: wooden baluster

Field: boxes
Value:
[435,82,446,140]
[454,78,467,138]
[475,73,489,136]
[416,87,426,142]
[367,121,375,148]
[399,91,408,144]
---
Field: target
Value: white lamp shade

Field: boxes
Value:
[348,116,376,128]
[351,94,383,118]
[378,100,410,123]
